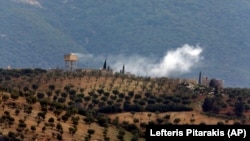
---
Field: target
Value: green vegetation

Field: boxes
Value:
[1,1,250,87]
[0,68,250,140]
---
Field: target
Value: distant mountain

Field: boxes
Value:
[1,0,250,87]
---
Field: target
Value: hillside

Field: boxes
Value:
[0,68,250,140]
[1,1,250,87]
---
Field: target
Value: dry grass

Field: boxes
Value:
[0,94,136,141]
[1,70,250,140]
[107,111,238,126]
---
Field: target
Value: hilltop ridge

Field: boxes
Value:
[1,1,250,87]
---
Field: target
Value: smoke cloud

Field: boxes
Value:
[15,0,42,8]
[75,44,203,77]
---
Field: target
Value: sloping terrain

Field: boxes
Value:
[0,68,250,140]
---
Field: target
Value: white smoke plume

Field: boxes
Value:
[74,44,203,77]
[14,0,42,8]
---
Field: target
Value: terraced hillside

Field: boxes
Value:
[0,68,250,140]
